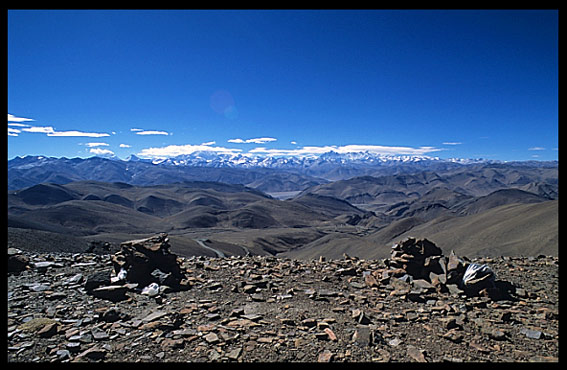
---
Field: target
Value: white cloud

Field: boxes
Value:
[8,127,20,136]
[89,148,115,156]
[85,142,109,147]
[137,144,242,158]
[137,142,442,159]
[291,141,297,145]
[8,114,34,123]
[228,137,277,144]
[528,147,545,151]
[21,125,110,137]
[48,130,110,137]
[22,126,56,134]
[8,122,31,127]
[201,141,216,146]
[442,142,462,145]
[119,143,131,148]
[135,130,170,136]
[130,128,143,132]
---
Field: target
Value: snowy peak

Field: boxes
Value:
[137,151,477,169]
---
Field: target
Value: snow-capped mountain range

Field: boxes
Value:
[8,151,557,192]
[126,151,488,168]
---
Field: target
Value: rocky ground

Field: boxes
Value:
[7,236,559,363]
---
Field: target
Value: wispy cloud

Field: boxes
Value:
[119,143,131,148]
[85,142,109,147]
[137,144,242,158]
[134,130,170,136]
[89,148,115,156]
[201,141,216,146]
[8,127,20,136]
[21,125,110,137]
[528,147,545,151]
[442,142,462,145]
[21,126,56,134]
[8,114,34,123]
[228,137,277,144]
[49,130,110,137]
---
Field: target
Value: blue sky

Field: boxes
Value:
[8,9,558,161]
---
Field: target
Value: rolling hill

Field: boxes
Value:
[7,156,558,259]
[7,180,369,237]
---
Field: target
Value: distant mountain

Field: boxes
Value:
[7,155,329,192]
[7,153,558,192]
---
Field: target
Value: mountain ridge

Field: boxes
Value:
[7,153,558,192]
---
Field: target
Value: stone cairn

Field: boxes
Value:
[111,233,188,291]
[384,237,503,300]
[83,233,189,301]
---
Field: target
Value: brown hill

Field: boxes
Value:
[281,200,557,260]
[388,200,558,257]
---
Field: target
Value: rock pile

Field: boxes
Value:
[7,236,559,363]
[8,247,30,274]
[385,237,507,300]
[110,233,189,292]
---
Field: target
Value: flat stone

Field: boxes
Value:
[250,293,265,301]
[33,261,59,270]
[412,279,435,290]
[324,328,338,341]
[242,285,257,293]
[388,338,403,347]
[66,342,82,353]
[84,270,112,291]
[91,285,128,301]
[318,349,333,362]
[91,327,109,341]
[364,274,380,288]
[18,317,57,333]
[141,310,168,323]
[279,317,296,326]
[336,267,357,276]
[447,251,461,271]
[37,322,59,338]
[407,345,427,362]
[350,281,365,289]
[226,347,242,360]
[301,318,317,327]
[520,328,542,340]
[56,349,71,361]
[76,345,107,361]
[352,326,373,347]
[25,283,51,292]
[203,332,220,344]
[206,313,221,321]
[242,313,262,321]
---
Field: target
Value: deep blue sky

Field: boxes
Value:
[8,10,558,161]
